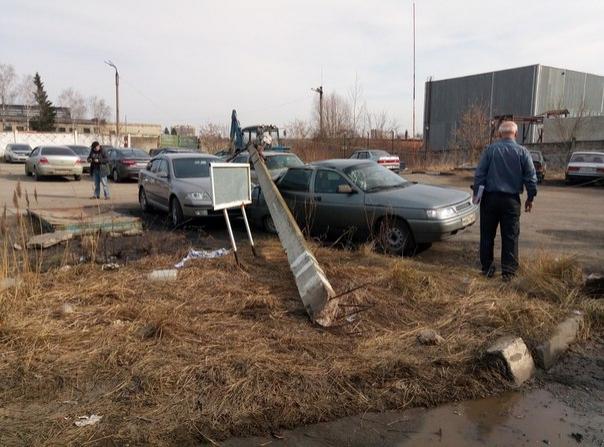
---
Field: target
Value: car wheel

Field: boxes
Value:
[112,169,120,183]
[378,217,416,256]
[263,215,277,234]
[170,197,184,227]
[74,174,81,181]
[34,166,42,181]
[139,187,151,212]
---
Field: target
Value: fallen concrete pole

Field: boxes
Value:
[248,143,337,326]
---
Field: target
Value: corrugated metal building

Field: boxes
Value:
[423,64,604,150]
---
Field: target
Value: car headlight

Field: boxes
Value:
[186,191,212,201]
[426,206,456,219]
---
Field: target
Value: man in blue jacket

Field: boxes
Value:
[473,121,537,280]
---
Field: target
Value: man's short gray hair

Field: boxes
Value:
[498,121,518,135]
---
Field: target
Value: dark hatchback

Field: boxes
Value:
[107,148,151,182]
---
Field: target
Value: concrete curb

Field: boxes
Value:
[487,336,535,386]
[534,311,584,370]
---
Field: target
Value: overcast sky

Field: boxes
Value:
[2,0,603,133]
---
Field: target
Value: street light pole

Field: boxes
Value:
[105,60,119,141]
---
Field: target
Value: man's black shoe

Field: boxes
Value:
[482,265,496,278]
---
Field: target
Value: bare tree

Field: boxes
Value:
[88,96,111,132]
[313,92,352,139]
[0,63,17,130]
[58,88,87,125]
[449,102,490,164]
[16,74,35,131]
[199,121,229,152]
[348,75,366,138]
[285,119,311,139]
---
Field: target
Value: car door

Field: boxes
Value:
[311,168,366,236]
[154,159,171,210]
[27,147,40,172]
[276,168,314,231]
[142,159,161,205]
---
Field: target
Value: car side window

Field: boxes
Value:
[157,160,169,177]
[314,170,350,194]
[150,159,161,173]
[350,152,358,159]
[279,168,312,192]
[31,147,39,156]
[358,152,368,159]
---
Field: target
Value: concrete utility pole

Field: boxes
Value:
[412,0,416,139]
[312,86,323,138]
[105,60,119,139]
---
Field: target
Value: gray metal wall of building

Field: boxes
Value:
[424,65,536,151]
[424,65,604,151]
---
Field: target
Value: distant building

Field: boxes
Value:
[0,103,161,137]
[423,64,604,151]
[171,124,197,137]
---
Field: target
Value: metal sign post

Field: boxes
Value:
[210,163,254,265]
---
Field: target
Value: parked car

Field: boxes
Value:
[149,147,196,157]
[138,153,221,226]
[107,148,151,182]
[213,149,231,160]
[4,143,33,163]
[230,150,304,185]
[565,151,604,185]
[66,145,92,173]
[349,149,404,172]
[530,150,547,183]
[25,145,83,181]
[248,159,477,255]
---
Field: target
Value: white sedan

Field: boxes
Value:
[565,151,604,185]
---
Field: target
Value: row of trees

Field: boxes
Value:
[286,79,405,140]
[0,62,111,131]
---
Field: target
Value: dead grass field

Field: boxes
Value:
[1,226,602,446]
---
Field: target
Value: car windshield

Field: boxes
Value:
[172,158,213,178]
[344,163,408,192]
[118,149,149,158]
[265,154,303,170]
[69,146,90,156]
[570,153,604,163]
[371,150,390,157]
[12,144,31,153]
[41,147,75,156]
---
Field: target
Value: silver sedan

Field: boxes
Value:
[25,145,83,181]
[138,153,221,226]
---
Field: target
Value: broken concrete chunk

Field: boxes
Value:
[417,329,445,345]
[535,313,584,370]
[27,231,74,249]
[147,269,178,282]
[487,336,535,386]
[101,263,120,271]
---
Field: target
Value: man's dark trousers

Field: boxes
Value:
[480,192,521,276]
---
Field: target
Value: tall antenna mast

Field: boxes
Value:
[412,0,416,138]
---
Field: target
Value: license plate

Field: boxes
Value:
[462,214,476,226]
[582,167,596,174]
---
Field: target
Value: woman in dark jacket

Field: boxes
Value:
[87,141,110,199]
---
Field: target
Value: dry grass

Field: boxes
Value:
[0,235,598,446]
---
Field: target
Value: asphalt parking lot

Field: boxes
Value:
[1,162,602,271]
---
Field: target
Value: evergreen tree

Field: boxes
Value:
[163,127,169,135]
[30,72,56,131]
[170,127,177,135]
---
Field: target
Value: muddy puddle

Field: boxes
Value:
[225,387,603,446]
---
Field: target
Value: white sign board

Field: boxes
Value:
[210,163,252,211]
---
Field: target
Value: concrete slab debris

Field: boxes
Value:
[487,336,535,386]
[27,231,74,249]
[248,143,336,326]
[28,206,142,236]
[148,269,178,282]
[535,312,584,370]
